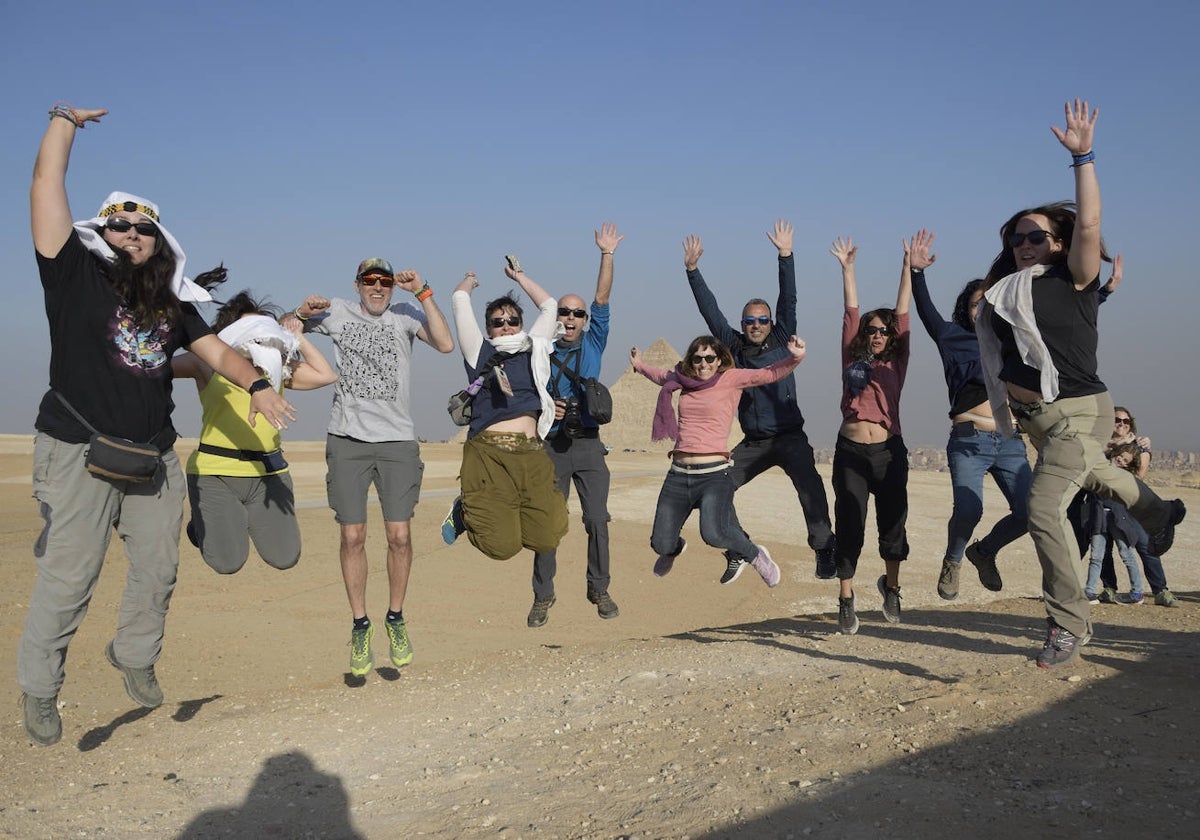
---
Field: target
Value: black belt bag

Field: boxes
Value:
[198,443,288,472]
[54,392,163,483]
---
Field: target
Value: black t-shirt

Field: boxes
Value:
[992,263,1104,398]
[34,232,212,449]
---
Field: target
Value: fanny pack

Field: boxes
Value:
[54,392,163,483]
[197,443,288,472]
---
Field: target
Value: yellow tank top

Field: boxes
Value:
[185,374,285,477]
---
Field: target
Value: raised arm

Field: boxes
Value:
[767,220,798,334]
[894,232,920,316]
[831,236,858,309]
[905,229,947,339]
[593,222,623,305]
[1052,99,1102,289]
[684,234,737,345]
[280,316,339,390]
[505,263,553,308]
[394,269,454,353]
[31,105,107,259]
[451,272,484,363]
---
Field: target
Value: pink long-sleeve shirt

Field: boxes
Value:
[634,355,801,456]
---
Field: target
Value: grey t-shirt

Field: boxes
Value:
[307,298,426,442]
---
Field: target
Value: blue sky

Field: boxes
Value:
[3,1,1197,448]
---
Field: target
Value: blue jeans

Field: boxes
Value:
[944,423,1031,563]
[1088,532,1144,597]
[1099,516,1168,594]
[649,464,757,562]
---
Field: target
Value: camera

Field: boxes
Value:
[561,397,584,439]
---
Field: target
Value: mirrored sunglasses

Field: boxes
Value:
[359,274,395,287]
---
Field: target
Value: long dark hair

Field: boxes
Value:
[953,279,985,333]
[847,308,904,362]
[984,201,1110,286]
[191,264,281,332]
[100,246,182,332]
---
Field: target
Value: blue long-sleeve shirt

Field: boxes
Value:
[687,255,806,439]
[911,268,988,419]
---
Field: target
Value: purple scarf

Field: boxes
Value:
[652,365,724,442]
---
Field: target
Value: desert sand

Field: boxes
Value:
[1,434,1197,839]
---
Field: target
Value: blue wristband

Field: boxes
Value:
[1070,150,1095,167]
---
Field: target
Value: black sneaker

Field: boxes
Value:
[527,596,556,628]
[1148,499,1186,556]
[1035,618,1088,669]
[105,640,163,709]
[815,546,837,580]
[185,520,200,548]
[937,559,961,601]
[877,575,902,623]
[964,542,1003,591]
[587,589,620,620]
[837,592,859,635]
[21,693,61,746]
[719,555,748,585]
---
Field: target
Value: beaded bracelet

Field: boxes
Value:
[48,102,84,128]
[1070,150,1095,168]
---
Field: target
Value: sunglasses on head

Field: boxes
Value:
[557,307,588,318]
[489,316,522,328]
[742,316,771,326]
[1007,229,1054,248]
[358,274,395,288]
[865,325,890,337]
[691,353,718,365]
[104,217,159,237]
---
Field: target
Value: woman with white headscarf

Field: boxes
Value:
[19,104,295,747]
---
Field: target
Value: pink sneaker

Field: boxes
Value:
[750,545,780,588]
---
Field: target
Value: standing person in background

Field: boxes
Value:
[908,230,1032,601]
[174,269,338,575]
[976,100,1186,669]
[292,260,454,677]
[828,236,913,635]
[684,221,837,579]
[1109,404,1151,479]
[522,224,623,627]
[21,104,294,746]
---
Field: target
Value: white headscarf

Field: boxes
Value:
[72,191,211,303]
[216,315,301,391]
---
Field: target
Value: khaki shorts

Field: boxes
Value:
[325,435,423,524]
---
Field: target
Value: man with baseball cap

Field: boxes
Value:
[291,258,453,677]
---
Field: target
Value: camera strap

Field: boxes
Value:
[549,347,583,398]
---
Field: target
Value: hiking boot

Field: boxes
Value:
[349,624,374,676]
[1147,499,1186,556]
[964,542,1002,591]
[527,596,556,628]
[750,545,781,588]
[441,497,465,545]
[837,592,859,636]
[1155,589,1181,608]
[21,693,61,747]
[1036,618,1088,669]
[877,575,902,623]
[105,640,163,709]
[815,546,837,580]
[1098,587,1118,604]
[720,555,748,585]
[654,539,687,577]
[937,559,961,601]
[385,618,413,668]
[588,589,620,619]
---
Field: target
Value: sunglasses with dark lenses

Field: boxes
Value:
[557,307,588,318]
[1114,417,1132,425]
[691,353,718,365]
[104,217,159,237]
[865,326,890,337]
[489,316,522,328]
[742,316,771,326]
[358,274,395,288]
[1007,229,1054,248]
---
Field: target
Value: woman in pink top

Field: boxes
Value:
[829,236,914,635]
[631,333,806,587]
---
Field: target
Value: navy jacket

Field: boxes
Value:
[687,255,806,440]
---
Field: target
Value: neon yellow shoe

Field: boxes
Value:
[349,624,374,676]
[385,618,413,667]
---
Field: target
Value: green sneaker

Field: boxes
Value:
[349,624,374,676]
[1098,587,1118,604]
[1155,589,1181,608]
[385,618,413,667]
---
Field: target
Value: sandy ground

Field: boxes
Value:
[0,436,1197,839]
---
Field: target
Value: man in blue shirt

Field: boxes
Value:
[684,220,837,578]
[524,224,623,627]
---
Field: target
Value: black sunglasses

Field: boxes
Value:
[690,353,718,365]
[1114,417,1132,425]
[489,316,522,328]
[742,316,771,326]
[358,274,395,288]
[557,307,588,318]
[1007,229,1054,248]
[865,325,890,337]
[104,217,159,237]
